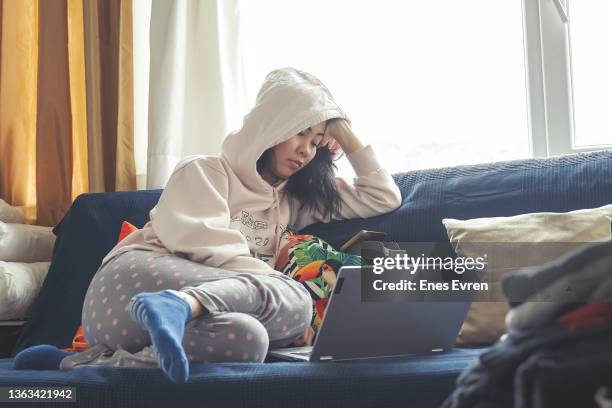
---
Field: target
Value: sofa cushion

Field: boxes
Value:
[442,205,612,345]
[0,199,25,224]
[0,222,55,262]
[0,261,50,320]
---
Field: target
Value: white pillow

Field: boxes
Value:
[0,199,25,224]
[0,222,56,262]
[442,204,612,346]
[0,261,50,320]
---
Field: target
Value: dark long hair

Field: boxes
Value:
[257,144,343,222]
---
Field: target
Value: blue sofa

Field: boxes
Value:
[2,149,612,407]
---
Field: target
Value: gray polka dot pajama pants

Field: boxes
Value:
[77,249,313,365]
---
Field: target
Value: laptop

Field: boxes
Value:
[267,264,476,362]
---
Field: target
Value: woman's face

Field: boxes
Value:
[261,121,327,184]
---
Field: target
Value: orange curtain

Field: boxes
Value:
[0,0,135,227]
[84,0,135,194]
[68,0,89,206]
[0,0,39,223]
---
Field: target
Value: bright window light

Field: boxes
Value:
[238,0,529,176]
[568,1,612,148]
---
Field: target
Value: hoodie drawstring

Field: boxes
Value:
[272,187,282,256]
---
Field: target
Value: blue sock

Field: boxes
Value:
[12,345,76,370]
[129,290,192,383]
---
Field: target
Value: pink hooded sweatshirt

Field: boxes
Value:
[100,68,402,275]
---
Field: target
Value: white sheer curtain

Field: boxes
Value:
[145,0,248,188]
[134,0,529,187]
[132,0,151,190]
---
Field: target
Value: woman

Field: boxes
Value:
[14,67,402,383]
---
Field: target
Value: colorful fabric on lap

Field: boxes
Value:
[274,225,362,334]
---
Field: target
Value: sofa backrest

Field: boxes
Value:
[306,149,612,247]
[13,149,612,353]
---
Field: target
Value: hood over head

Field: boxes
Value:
[220,67,351,193]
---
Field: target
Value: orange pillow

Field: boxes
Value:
[118,220,138,242]
[63,221,138,352]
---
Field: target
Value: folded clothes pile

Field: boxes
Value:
[443,240,612,408]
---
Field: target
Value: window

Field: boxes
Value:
[568,1,612,148]
[523,0,612,156]
[238,0,529,176]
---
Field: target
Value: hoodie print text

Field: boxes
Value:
[230,209,287,268]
